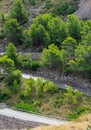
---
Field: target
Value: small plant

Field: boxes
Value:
[28,0,36,5]
[15,102,37,112]
[68,107,87,119]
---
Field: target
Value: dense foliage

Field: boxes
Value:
[9,0,28,24]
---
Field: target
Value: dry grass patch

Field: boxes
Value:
[32,114,91,130]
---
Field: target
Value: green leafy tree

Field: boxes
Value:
[6,42,17,63]
[62,36,77,58]
[43,80,58,94]
[64,86,83,105]
[41,44,62,68]
[35,78,43,97]
[20,85,31,99]
[47,17,67,47]
[3,18,23,44]
[28,24,50,47]
[6,70,22,85]
[9,0,28,24]
[66,14,82,40]
[0,55,15,73]
[33,14,52,30]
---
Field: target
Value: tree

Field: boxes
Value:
[28,24,50,47]
[66,14,82,41]
[9,0,28,24]
[6,42,17,63]
[0,55,15,73]
[61,36,77,58]
[43,80,58,94]
[47,17,67,47]
[41,44,62,68]
[3,19,23,44]
[33,14,52,30]
[6,70,22,85]
[64,86,82,105]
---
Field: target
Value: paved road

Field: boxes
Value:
[0,52,91,96]
[0,108,67,125]
[22,73,91,96]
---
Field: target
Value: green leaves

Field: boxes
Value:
[9,0,28,24]
[3,18,23,44]
[41,44,61,68]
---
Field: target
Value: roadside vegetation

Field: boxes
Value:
[0,43,91,119]
[0,0,91,123]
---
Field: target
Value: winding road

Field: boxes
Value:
[0,107,67,125]
[22,72,91,96]
[0,52,91,96]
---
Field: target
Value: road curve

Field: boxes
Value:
[0,108,67,125]
[22,73,91,96]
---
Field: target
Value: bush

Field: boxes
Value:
[28,24,50,47]
[12,80,19,92]
[6,42,17,64]
[0,88,11,101]
[29,0,36,5]
[20,85,31,99]
[15,102,37,112]
[0,29,4,39]
[68,107,87,119]
[0,13,5,22]
[41,44,62,68]
[6,70,22,86]
[43,80,58,94]
[9,0,28,24]
[35,77,44,97]
[33,100,41,107]
[64,86,83,105]
[30,60,40,71]
[27,77,35,89]
[3,18,23,44]
[53,3,69,15]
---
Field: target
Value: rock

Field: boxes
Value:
[75,0,91,20]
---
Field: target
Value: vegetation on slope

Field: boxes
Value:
[0,0,91,125]
[0,43,90,119]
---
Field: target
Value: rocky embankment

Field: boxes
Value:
[75,0,91,19]
[0,114,43,129]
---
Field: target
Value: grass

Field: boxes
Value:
[1,78,91,119]
[32,114,91,130]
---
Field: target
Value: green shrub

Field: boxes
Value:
[27,77,35,89]
[41,44,61,68]
[12,80,19,92]
[0,29,4,39]
[68,107,87,119]
[43,80,58,94]
[20,85,31,99]
[6,70,22,86]
[28,0,36,5]
[3,18,23,44]
[33,100,41,107]
[9,0,28,24]
[15,102,37,112]
[0,88,11,101]
[30,60,40,71]
[0,13,5,22]
[53,3,69,15]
